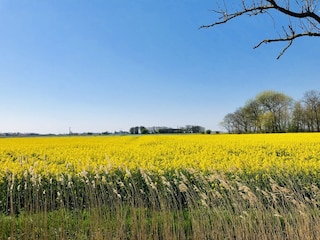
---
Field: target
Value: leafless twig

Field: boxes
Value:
[201,0,320,59]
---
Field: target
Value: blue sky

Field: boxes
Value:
[0,0,319,134]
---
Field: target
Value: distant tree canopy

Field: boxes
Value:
[221,90,320,133]
[129,125,206,134]
[201,1,320,59]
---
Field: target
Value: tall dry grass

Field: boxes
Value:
[1,168,320,239]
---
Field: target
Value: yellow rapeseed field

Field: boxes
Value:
[1,133,320,180]
[2,133,320,239]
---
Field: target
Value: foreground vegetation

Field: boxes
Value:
[1,134,320,239]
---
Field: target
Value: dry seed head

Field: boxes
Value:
[29,166,34,176]
[139,188,145,194]
[206,174,215,183]
[237,183,251,193]
[31,174,38,186]
[149,181,157,190]
[118,181,125,188]
[311,184,320,192]
[58,176,64,185]
[166,187,172,194]
[299,210,306,216]
[274,213,283,218]
[23,170,28,179]
[180,173,189,184]
[94,172,100,180]
[260,189,271,199]
[161,176,171,187]
[242,211,249,216]
[101,176,106,184]
[112,188,119,195]
[80,170,88,178]
[200,192,208,201]
[271,182,280,193]
[237,182,258,205]
[38,175,42,185]
[125,168,132,178]
[98,164,104,172]
[311,184,320,198]
[304,196,311,203]
[240,192,257,205]
[246,191,258,205]
[178,182,188,193]
[278,186,291,195]
[112,188,122,199]
[91,180,96,188]
[200,199,208,208]
[193,185,200,192]
[269,191,278,203]
[291,198,307,210]
[219,179,233,191]
[214,191,223,199]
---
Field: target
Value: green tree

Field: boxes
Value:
[221,113,236,133]
[256,91,293,132]
[129,127,140,134]
[291,101,305,132]
[242,99,263,132]
[221,90,293,133]
[140,126,149,134]
[303,90,320,132]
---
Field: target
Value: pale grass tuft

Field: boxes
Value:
[237,182,258,206]
[178,182,188,193]
[274,213,283,218]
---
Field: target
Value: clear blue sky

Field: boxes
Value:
[0,0,319,134]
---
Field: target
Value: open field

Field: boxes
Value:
[1,133,320,239]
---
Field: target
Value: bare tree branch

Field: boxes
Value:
[199,4,274,29]
[266,0,320,23]
[201,0,320,59]
[254,30,320,59]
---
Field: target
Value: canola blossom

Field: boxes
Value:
[2,133,320,239]
[1,133,320,180]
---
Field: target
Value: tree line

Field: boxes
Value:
[129,125,207,134]
[221,90,320,133]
